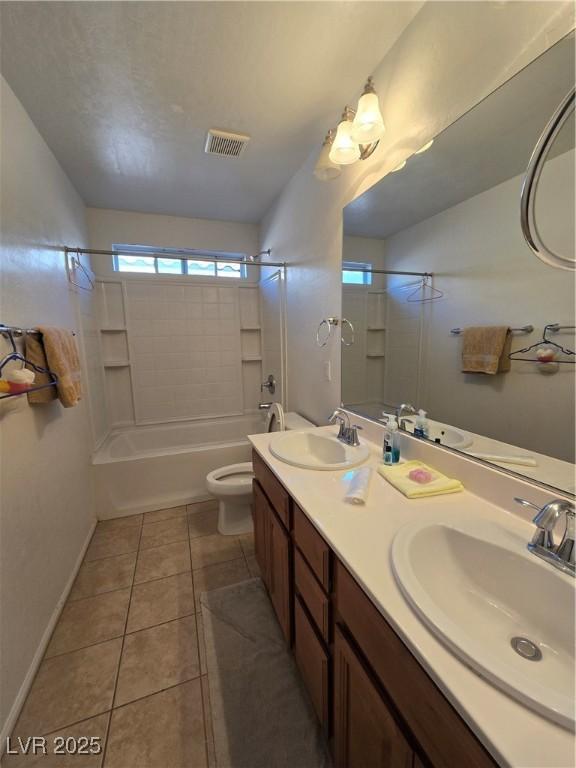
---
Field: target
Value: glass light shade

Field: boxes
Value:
[415,139,434,154]
[351,92,385,144]
[329,118,361,165]
[314,141,341,181]
[391,160,406,172]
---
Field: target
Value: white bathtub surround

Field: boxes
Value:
[93,414,265,519]
[249,425,575,767]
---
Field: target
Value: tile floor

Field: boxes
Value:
[3,500,259,768]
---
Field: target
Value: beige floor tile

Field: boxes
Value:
[126,572,194,633]
[95,515,142,535]
[187,507,219,540]
[143,505,187,525]
[187,499,218,515]
[2,713,109,768]
[237,531,255,558]
[15,640,121,736]
[139,517,188,551]
[104,680,206,768]
[115,616,200,706]
[46,589,130,658]
[246,555,261,579]
[193,558,249,611]
[85,527,141,562]
[190,533,242,569]
[69,554,136,601]
[201,675,216,768]
[134,541,191,584]
[196,614,207,676]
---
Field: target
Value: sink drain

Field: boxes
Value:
[511,636,542,661]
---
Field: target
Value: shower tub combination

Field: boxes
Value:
[93,413,265,519]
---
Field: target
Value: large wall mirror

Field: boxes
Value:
[341,32,575,496]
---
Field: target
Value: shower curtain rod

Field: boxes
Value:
[343,266,433,277]
[63,246,287,269]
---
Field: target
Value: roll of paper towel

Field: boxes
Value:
[344,467,372,505]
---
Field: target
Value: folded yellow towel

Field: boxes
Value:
[25,332,58,404]
[378,461,463,498]
[461,326,511,374]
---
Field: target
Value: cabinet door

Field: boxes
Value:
[268,508,291,643]
[252,480,270,588]
[294,596,329,730]
[334,626,413,768]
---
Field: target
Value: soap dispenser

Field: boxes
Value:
[383,416,400,465]
[414,409,429,439]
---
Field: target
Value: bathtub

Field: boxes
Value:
[93,413,266,519]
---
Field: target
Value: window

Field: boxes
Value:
[113,245,247,278]
[342,261,372,285]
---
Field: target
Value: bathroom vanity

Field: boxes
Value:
[249,428,575,768]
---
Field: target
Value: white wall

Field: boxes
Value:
[382,149,575,462]
[0,79,96,739]
[259,1,574,426]
[86,207,259,277]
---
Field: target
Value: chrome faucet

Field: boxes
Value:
[329,409,363,447]
[396,403,417,421]
[514,497,575,576]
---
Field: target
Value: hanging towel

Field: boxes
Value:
[378,460,463,498]
[25,332,58,404]
[33,327,82,407]
[461,326,511,374]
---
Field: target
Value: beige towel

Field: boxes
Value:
[25,333,58,404]
[462,326,511,374]
[30,327,82,407]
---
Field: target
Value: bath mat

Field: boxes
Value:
[200,578,330,768]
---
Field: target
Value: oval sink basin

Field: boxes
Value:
[406,421,473,450]
[269,431,370,470]
[392,517,575,729]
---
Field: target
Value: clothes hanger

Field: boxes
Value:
[508,323,575,363]
[0,329,57,378]
[405,275,444,303]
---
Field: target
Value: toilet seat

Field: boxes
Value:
[206,462,254,497]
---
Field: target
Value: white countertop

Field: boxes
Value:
[249,425,575,768]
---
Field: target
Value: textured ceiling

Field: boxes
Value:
[344,32,575,239]
[0,1,422,223]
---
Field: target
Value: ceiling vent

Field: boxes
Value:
[204,129,250,158]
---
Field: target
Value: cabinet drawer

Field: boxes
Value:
[335,561,497,768]
[293,503,331,591]
[294,548,330,643]
[252,450,291,529]
[294,596,329,729]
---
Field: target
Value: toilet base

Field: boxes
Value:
[217,499,254,536]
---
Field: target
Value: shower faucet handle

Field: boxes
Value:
[260,374,276,395]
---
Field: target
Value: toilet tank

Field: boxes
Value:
[285,412,315,430]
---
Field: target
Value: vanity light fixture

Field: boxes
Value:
[314,76,385,180]
[391,160,407,172]
[314,130,342,181]
[415,139,434,154]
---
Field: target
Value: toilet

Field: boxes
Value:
[206,404,315,535]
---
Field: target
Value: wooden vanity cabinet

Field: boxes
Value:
[252,475,291,644]
[334,625,414,768]
[251,450,498,768]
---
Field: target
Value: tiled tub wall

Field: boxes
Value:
[96,279,263,426]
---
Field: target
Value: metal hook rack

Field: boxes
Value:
[0,325,58,400]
